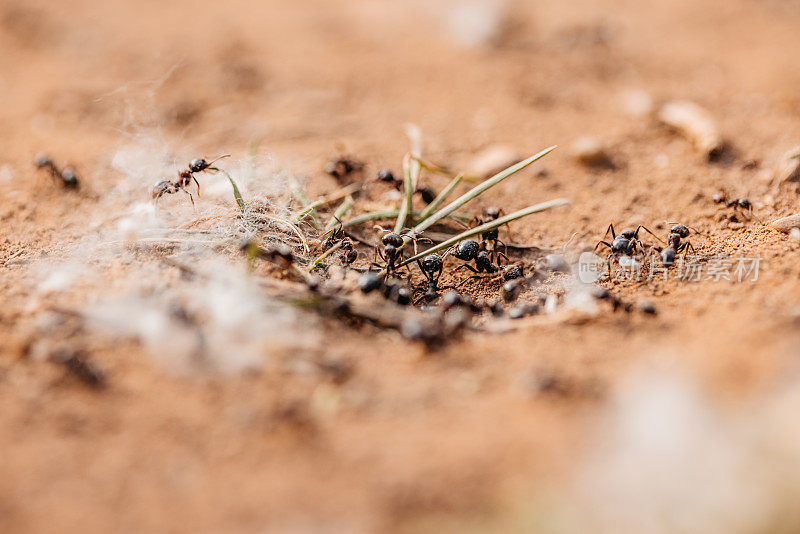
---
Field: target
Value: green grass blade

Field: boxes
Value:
[288,176,321,229]
[325,195,355,232]
[393,153,415,233]
[405,145,556,239]
[220,170,255,227]
[416,173,463,223]
[295,183,361,222]
[397,198,570,266]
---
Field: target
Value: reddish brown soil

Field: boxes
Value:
[3,0,800,532]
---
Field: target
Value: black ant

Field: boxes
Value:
[372,231,407,276]
[414,253,444,304]
[321,222,358,266]
[658,223,696,266]
[452,239,500,275]
[152,154,230,206]
[713,192,756,221]
[34,153,79,189]
[594,224,661,264]
[475,207,508,261]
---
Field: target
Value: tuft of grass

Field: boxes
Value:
[296,183,361,223]
[404,145,556,242]
[288,175,321,229]
[219,169,256,228]
[398,198,570,266]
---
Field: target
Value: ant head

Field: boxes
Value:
[453,239,479,261]
[485,207,501,219]
[620,228,637,239]
[738,198,752,209]
[669,224,690,237]
[189,155,229,173]
[482,228,499,241]
[382,232,404,248]
[713,192,726,203]
[189,158,208,173]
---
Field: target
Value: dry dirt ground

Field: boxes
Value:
[4,0,800,532]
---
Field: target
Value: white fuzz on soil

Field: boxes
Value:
[85,259,316,374]
[441,0,509,48]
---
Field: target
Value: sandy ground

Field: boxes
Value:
[4,0,800,532]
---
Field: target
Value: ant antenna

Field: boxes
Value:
[207,154,231,166]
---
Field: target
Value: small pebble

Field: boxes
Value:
[769,213,800,233]
[658,100,724,160]
[570,136,612,167]
[775,146,800,184]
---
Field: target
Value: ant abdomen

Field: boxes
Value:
[453,239,479,261]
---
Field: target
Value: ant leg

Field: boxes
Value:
[496,250,510,264]
[456,275,485,289]
[600,223,616,242]
[634,225,665,245]
[179,186,195,207]
[193,176,201,198]
[433,264,444,286]
[454,263,480,274]
[594,240,612,252]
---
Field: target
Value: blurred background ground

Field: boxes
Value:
[2,0,800,532]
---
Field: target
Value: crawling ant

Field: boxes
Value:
[34,153,79,189]
[452,239,499,275]
[659,223,696,266]
[321,222,358,266]
[241,240,295,267]
[475,207,508,261]
[373,231,408,276]
[713,192,756,221]
[152,154,230,206]
[595,224,661,268]
[414,253,444,304]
